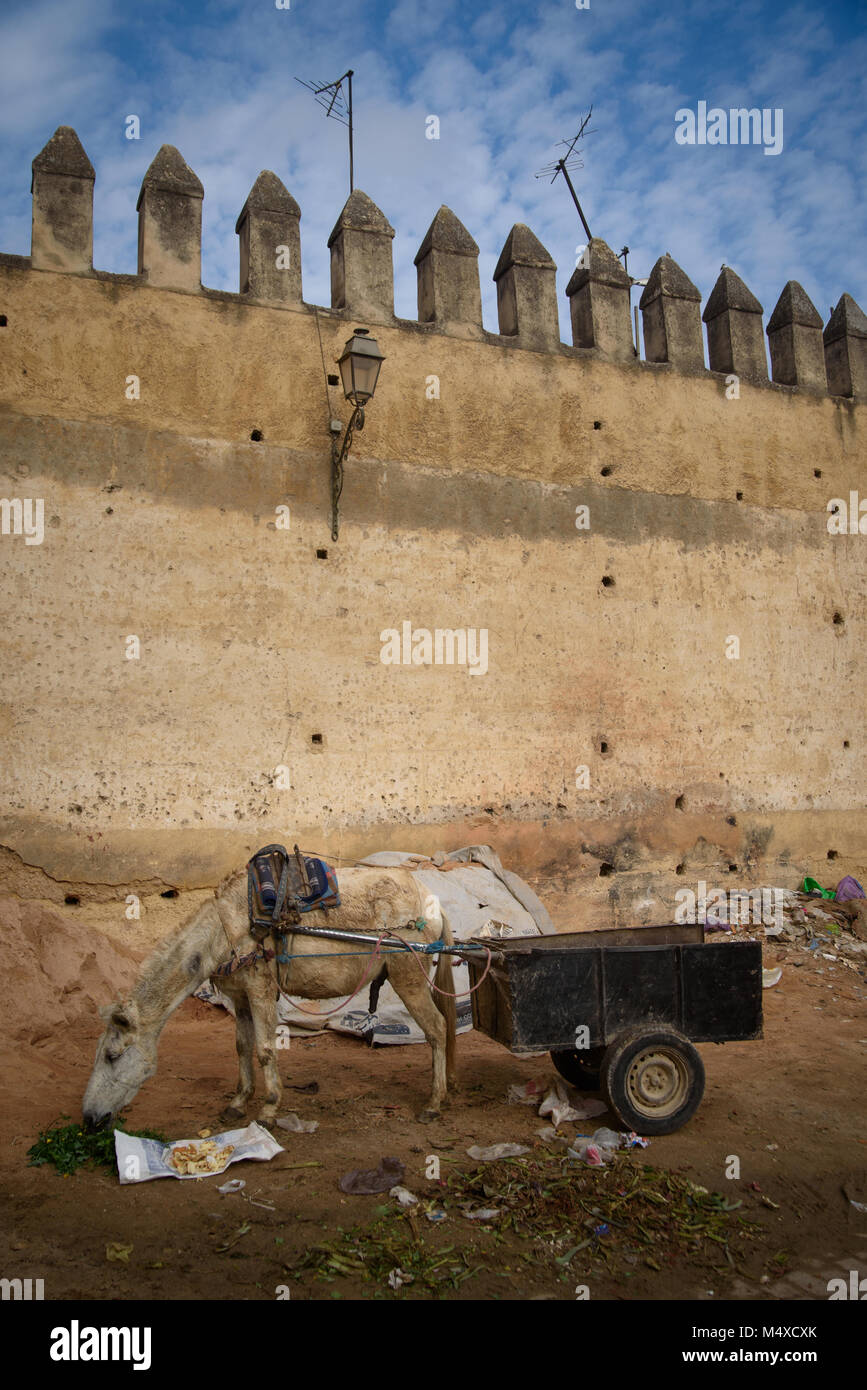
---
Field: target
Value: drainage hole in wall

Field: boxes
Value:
[64,895,80,906]
[599,863,614,876]
[161,889,179,898]
[675,794,685,810]
[736,491,743,501]
[727,815,737,826]
[833,612,844,625]
[250,429,263,442]
[327,374,339,386]
[601,575,615,587]
[728,864,738,873]
[311,733,323,744]
[316,549,328,559]
[843,740,850,748]
[0,315,7,327]
[600,466,612,477]
[827,849,838,860]
[675,863,685,876]
[593,421,602,430]
[814,469,822,478]
[600,740,609,754]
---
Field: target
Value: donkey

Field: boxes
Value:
[82,866,457,1129]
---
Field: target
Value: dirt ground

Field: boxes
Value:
[1,922,866,1304]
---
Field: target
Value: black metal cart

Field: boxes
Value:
[464,923,763,1135]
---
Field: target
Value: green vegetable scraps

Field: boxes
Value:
[283,1153,767,1296]
[27,1116,167,1177]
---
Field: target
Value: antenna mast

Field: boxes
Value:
[534,108,595,242]
[296,68,355,194]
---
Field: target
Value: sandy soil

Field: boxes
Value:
[1,905,866,1304]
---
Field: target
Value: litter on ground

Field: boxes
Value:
[389,1185,419,1207]
[466,1143,531,1162]
[275,1112,318,1134]
[338,1156,405,1195]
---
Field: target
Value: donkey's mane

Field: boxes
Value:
[128,892,227,1023]
[215,866,245,898]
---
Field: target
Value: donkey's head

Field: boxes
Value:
[82,999,157,1127]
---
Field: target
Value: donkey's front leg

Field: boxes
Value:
[221,995,256,1123]
[250,984,282,1127]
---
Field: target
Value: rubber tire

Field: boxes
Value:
[550,1046,605,1090]
[601,1027,705,1136]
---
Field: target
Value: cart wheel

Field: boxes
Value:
[550,1047,605,1090]
[601,1027,705,1136]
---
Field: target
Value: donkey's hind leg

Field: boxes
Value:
[387,963,448,1122]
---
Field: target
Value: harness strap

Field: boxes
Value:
[212,943,276,977]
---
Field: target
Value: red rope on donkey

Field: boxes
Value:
[272,930,392,1017]
[397,938,494,999]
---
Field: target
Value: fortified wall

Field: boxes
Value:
[1,127,865,928]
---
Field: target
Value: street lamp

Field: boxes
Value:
[330,327,385,540]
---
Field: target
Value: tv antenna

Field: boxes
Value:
[535,109,595,242]
[296,68,355,193]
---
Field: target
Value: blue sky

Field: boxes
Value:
[1,0,865,343]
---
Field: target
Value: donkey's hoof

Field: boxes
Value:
[221,1105,247,1125]
[256,1112,277,1130]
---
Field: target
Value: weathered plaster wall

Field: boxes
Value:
[1,137,865,928]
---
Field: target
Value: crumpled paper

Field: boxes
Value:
[389,1185,419,1207]
[539,1079,607,1128]
[466,1142,530,1161]
[507,1079,549,1106]
[275,1112,319,1133]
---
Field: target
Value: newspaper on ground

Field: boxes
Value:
[114,1121,284,1184]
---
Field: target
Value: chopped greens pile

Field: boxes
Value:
[27,1116,167,1176]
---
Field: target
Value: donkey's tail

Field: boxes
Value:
[433,905,457,1081]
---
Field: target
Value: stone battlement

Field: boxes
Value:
[15,126,867,399]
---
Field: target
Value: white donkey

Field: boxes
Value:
[83,866,457,1129]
